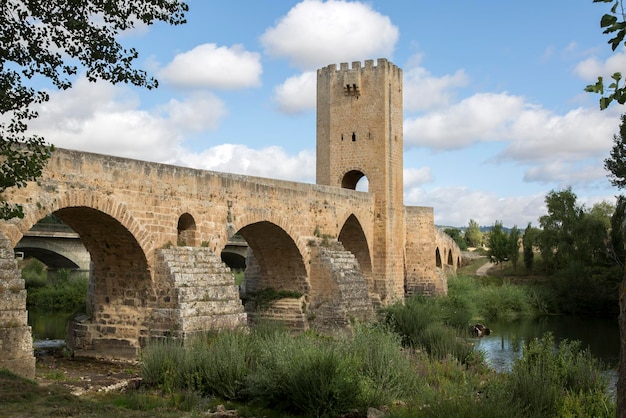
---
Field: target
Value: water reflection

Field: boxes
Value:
[29,310,70,341]
[474,315,620,372]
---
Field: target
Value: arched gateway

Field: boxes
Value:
[0,59,456,378]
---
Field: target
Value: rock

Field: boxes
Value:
[367,407,388,418]
[207,404,238,417]
[472,323,491,337]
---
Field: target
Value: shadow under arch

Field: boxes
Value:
[447,249,454,266]
[436,247,442,268]
[177,212,196,246]
[338,214,373,290]
[341,169,367,190]
[236,220,309,296]
[52,206,151,358]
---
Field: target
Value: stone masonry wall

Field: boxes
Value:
[405,206,446,296]
[0,234,35,378]
[308,239,374,332]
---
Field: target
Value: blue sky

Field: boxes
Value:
[28,1,626,227]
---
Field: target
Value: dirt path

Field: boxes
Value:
[475,260,494,276]
[36,351,140,396]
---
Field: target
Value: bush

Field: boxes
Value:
[245,331,359,417]
[342,323,417,406]
[26,268,87,312]
[383,295,474,364]
[21,258,47,289]
[498,333,613,417]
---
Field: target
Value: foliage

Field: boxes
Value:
[20,257,47,288]
[607,114,626,190]
[465,218,483,247]
[507,225,521,271]
[522,222,539,273]
[487,220,509,266]
[500,333,612,417]
[443,227,467,250]
[585,0,626,109]
[23,263,87,312]
[141,325,416,417]
[611,194,626,265]
[0,0,188,219]
[383,294,475,363]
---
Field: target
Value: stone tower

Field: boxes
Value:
[316,58,405,303]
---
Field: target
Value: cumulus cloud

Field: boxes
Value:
[499,106,617,163]
[403,63,469,112]
[260,0,398,70]
[173,145,316,183]
[405,186,547,227]
[404,167,432,188]
[158,43,262,89]
[273,71,317,113]
[26,76,314,184]
[574,48,626,81]
[404,93,527,150]
[159,93,228,133]
[523,160,608,187]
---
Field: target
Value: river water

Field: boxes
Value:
[473,315,620,372]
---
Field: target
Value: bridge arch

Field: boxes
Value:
[340,167,369,191]
[177,212,196,246]
[4,191,156,358]
[5,191,154,264]
[234,220,309,296]
[338,213,373,291]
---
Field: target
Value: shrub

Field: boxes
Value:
[499,333,612,417]
[245,331,359,417]
[194,330,253,400]
[342,323,417,406]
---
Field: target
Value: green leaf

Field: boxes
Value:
[601,13,618,28]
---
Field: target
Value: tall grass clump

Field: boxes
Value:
[496,333,614,417]
[245,330,359,417]
[383,295,474,363]
[192,330,253,399]
[141,330,254,400]
[341,323,419,406]
[140,338,185,393]
[475,281,534,320]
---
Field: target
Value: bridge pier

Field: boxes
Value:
[0,235,35,378]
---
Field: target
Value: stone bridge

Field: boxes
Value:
[0,58,461,378]
[16,227,91,275]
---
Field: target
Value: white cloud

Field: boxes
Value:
[27,76,315,184]
[260,0,398,70]
[160,93,227,133]
[405,186,547,227]
[174,145,316,183]
[158,43,262,89]
[404,167,432,188]
[500,106,617,163]
[403,63,469,112]
[273,71,317,113]
[574,49,626,81]
[522,160,609,187]
[404,93,527,150]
